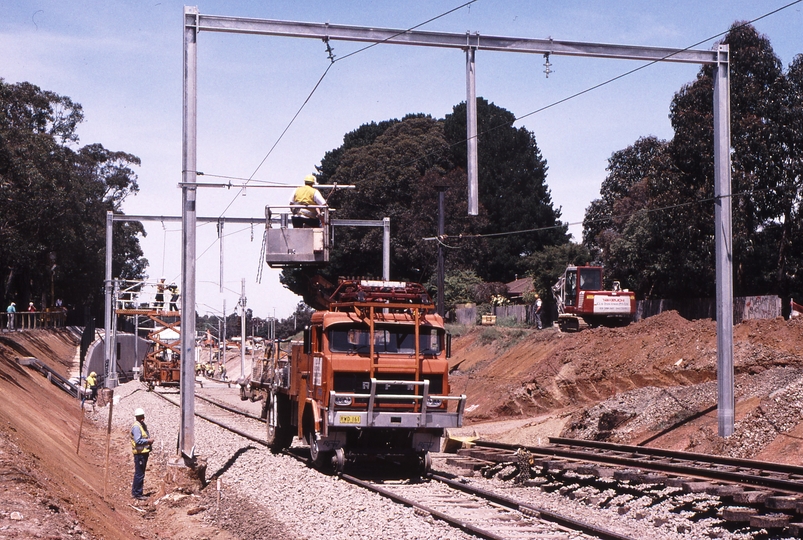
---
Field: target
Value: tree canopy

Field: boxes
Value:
[583,23,803,301]
[281,101,568,308]
[0,79,146,321]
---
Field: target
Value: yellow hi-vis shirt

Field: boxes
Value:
[131,421,151,454]
[291,185,325,219]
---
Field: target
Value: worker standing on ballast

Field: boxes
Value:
[289,174,326,228]
[130,408,154,500]
[84,371,98,402]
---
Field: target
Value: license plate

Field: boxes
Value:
[339,415,361,425]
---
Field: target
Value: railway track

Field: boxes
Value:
[454,438,803,535]
[343,472,635,540]
[153,388,638,539]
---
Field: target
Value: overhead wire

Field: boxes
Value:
[416,0,803,246]
[426,186,775,247]
[215,0,479,219]
[206,0,480,287]
[398,0,803,180]
[187,1,800,273]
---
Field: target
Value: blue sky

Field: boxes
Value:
[1,1,801,319]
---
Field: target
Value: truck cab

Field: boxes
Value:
[264,279,466,474]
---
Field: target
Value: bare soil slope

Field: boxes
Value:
[2,313,802,537]
[449,311,803,463]
[0,330,233,539]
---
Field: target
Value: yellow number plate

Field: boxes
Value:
[339,415,361,425]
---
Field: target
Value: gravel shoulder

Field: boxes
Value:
[3,313,803,539]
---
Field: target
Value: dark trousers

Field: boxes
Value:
[132,453,149,497]
[291,215,320,228]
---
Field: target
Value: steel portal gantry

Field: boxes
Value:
[181,6,733,456]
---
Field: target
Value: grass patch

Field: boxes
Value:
[445,323,470,337]
[478,326,502,345]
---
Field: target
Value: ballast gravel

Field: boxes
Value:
[105,380,793,539]
[108,381,473,540]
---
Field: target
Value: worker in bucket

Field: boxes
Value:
[289,174,326,228]
[130,408,154,501]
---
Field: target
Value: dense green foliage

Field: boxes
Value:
[0,79,146,321]
[281,101,568,308]
[584,23,803,301]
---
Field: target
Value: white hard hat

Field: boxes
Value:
[134,408,145,417]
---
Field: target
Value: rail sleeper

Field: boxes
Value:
[749,512,792,529]
[765,494,800,510]
[722,506,758,522]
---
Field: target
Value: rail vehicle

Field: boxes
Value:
[140,320,181,390]
[241,279,466,474]
[552,265,636,332]
[113,306,182,390]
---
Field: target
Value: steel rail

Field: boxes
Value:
[430,473,639,540]
[153,391,268,447]
[474,439,803,493]
[154,391,636,538]
[340,474,508,540]
[194,393,265,423]
[549,437,803,476]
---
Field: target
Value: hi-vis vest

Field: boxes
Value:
[131,421,150,454]
[292,185,320,219]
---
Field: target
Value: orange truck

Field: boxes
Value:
[260,279,465,474]
[552,266,636,332]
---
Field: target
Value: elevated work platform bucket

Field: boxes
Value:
[265,205,330,267]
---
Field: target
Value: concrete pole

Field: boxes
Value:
[103,211,116,388]
[382,217,390,281]
[437,188,446,317]
[108,280,119,385]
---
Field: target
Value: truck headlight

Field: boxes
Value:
[334,396,352,406]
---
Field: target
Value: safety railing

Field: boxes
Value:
[1,309,67,331]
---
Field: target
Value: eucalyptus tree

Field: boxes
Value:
[0,79,146,319]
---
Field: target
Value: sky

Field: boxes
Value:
[1,1,801,320]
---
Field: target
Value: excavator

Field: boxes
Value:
[552,266,635,332]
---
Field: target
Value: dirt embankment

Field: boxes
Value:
[2,313,803,537]
[449,311,803,462]
[0,330,233,540]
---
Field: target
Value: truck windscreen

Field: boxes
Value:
[328,325,441,355]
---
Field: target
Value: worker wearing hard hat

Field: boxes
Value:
[289,174,326,228]
[155,277,166,311]
[130,408,154,500]
[84,371,98,402]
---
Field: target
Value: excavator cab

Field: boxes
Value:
[264,205,330,267]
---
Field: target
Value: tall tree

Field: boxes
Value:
[282,114,488,306]
[444,98,568,282]
[281,101,568,306]
[0,79,146,321]
[584,23,801,300]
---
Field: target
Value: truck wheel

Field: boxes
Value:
[266,391,293,453]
